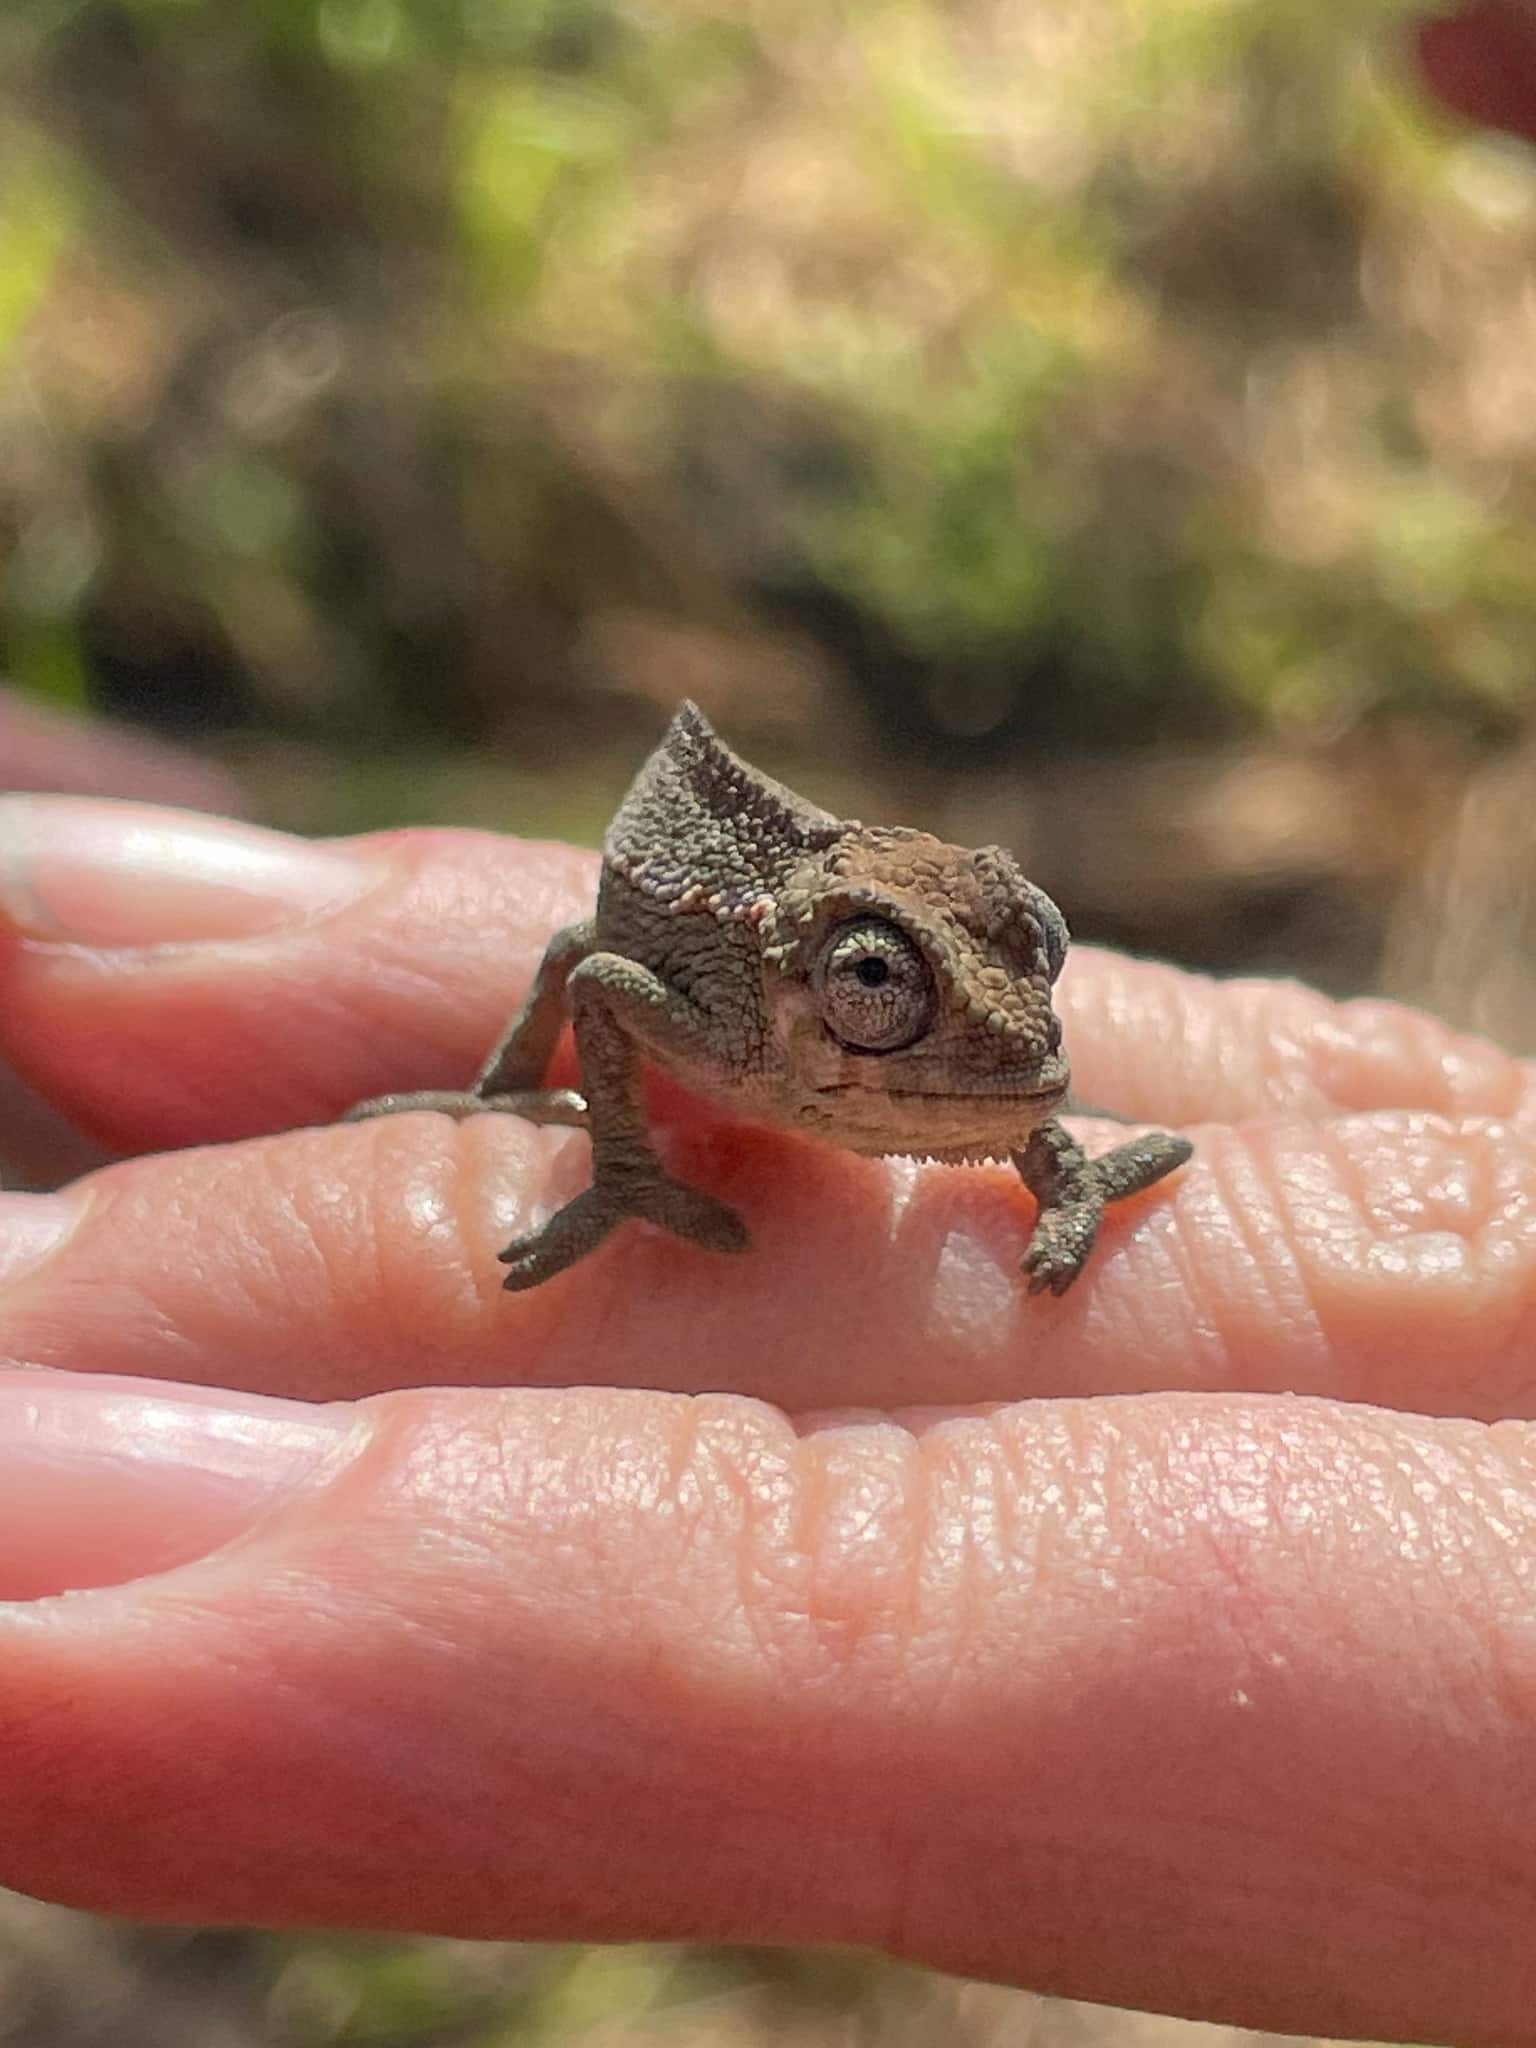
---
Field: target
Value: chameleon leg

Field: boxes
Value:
[1012,1119,1192,1297]
[472,918,596,1094]
[343,919,596,1129]
[496,951,749,1291]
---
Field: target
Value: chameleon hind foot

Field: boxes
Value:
[497,1169,749,1291]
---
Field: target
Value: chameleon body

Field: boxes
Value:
[347,702,1191,1293]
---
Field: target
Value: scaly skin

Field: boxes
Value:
[346,702,1192,1291]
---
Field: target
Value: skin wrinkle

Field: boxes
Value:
[701,1402,810,1682]
[326,1128,404,1350]
[906,1455,970,1709]
[1342,1121,1536,1390]
[1382,1117,1500,1238]
[152,1160,289,1377]
[584,1428,698,1663]
[1068,966,1332,1124]
[463,1394,704,1671]
[1322,1000,1525,1122]
[1417,1137,1484,1229]
[1240,995,1318,1113]
[1056,954,1178,1118]
[236,1138,354,1322]
[306,1126,420,1379]
[659,1388,709,1559]
[397,1133,490,1322]
[770,1414,842,1674]
[1489,1129,1536,1233]
[797,1414,1025,1711]
[659,1410,780,1667]
[801,1424,925,1678]
[991,1408,1070,1618]
[385,1120,556,1377]
[249,1137,367,1285]
[1477,1127,1536,1287]
[1262,1126,1389,1377]
[917,1413,1031,1713]
[379,1121,459,1349]
[1185,1127,1326,1394]
[1316,1119,1383,1273]
[1024,1407,1125,1619]
[361,833,591,1013]
[937,1411,1004,1656]
[1078,1209,1211,1398]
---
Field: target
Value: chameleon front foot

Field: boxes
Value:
[497,1170,750,1291]
[1014,1122,1192,1297]
[343,1087,589,1128]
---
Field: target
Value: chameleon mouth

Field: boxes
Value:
[817,1081,1068,1110]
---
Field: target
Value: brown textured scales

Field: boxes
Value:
[346,702,1192,1293]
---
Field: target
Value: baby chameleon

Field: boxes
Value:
[346,702,1192,1293]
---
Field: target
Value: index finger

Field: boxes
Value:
[0,800,1525,1157]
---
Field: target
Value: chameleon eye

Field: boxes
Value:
[1032,889,1068,984]
[816,917,936,1053]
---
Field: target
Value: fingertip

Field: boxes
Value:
[0,1370,359,1601]
[1063,949,1533,1127]
[0,820,596,1149]
[0,795,387,946]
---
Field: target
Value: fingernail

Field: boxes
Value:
[0,1372,362,1600]
[0,796,384,946]
[0,1193,82,1287]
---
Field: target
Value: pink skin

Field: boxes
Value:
[1,800,1536,2044]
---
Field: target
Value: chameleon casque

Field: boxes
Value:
[347,702,1192,1293]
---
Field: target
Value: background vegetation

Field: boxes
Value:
[3,0,1535,2041]
[7,0,1536,997]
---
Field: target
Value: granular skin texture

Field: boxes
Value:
[346,702,1192,1293]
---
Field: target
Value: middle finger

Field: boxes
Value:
[0,1108,1531,1415]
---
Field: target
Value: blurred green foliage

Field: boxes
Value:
[4,0,1536,795]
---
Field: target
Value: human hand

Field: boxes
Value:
[0,797,1533,2045]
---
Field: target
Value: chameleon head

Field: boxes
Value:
[757,826,1072,1158]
